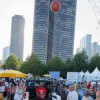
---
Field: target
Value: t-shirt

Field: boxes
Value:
[36,87,46,99]
[67,90,78,100]
[87,83,91,89]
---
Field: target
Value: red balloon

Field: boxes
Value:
[50,0,61,13]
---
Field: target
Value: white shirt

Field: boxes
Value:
[67,90,78,100]
[52,93,61,100]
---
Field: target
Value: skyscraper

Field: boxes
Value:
[32,0,77,63]
[91,42,100,57]
[80,34,91,59]
[2,47,10,62]
[10,15,25,61]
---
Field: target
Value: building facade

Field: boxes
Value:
[32,0,77,63]
[2,47,10,62]
[10,15,25,61]
[80,34,91,59]
[91,42,100,57]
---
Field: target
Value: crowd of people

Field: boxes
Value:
[0,78,99,100]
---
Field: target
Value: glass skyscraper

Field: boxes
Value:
[32,0,77,63]
[10,15,25,61]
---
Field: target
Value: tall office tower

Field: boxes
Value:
[76,48,80,54]
[0,60,2,64]
[10,15,25,61]
[91,42,100,57]
[32,0,77,63]
[2,47,10,62]
[80,34,91,59]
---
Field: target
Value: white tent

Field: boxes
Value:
[79,71,84,82]
[85,71,90,76]
[79,71,84,76]
[91,67,100,77]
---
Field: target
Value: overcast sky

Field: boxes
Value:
[0,0,100,61]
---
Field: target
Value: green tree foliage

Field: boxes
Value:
[73,51,88,72]
[89,55,100,72]
[1,54,21,70]
[65,58,74,72]
[46,57,64,77]
[20,53,44,76]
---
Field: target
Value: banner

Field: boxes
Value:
[49,71,60,79]
[67,72,79,83]
[78,89,85,97]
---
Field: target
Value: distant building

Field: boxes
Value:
[80,34,91,59]
[10,15,25,61]
[91,42,100,57]
[2,47,10,61]
[32,0,77,63]
[0,60,2,64]
[76,48,80,54]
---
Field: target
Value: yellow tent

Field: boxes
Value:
[0,69,27,78]
[43,74,51,77]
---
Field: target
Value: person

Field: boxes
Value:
[77,82,81,89]
[12,80,26,100]
[87,82,91,89]
[67,85,78,100]
[73,82,77,89]
[59,85,68,100]
[89,86,96,100]
[6,84,10,100]
[36,82,47,100]
[96,90,100,100]
[82,90,93,100]
[0,82,5,93]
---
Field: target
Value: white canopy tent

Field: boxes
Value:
[85,71,91,76]
[84,71,91,82]
[79,71,84,76]
[91,67,100,76]
[79,71,85,82]
[86,67,100,82]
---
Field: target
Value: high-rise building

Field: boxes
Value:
[2,47,10,61]
[10,15,25,61]
[80,34,91,59]
[91,42,100,57]
[32,0,77,63]
[76,48,80,54]
[0,60,2,64]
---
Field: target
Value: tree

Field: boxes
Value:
[1,54,21,70]
[65,58,74,71]
[20,53,44,76]
[46,57,64,77]
[89,55,100,72]
[73,51,88,72]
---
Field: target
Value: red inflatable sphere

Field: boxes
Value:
[50,0,61,13]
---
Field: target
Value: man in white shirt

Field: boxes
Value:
[67,85,78,100]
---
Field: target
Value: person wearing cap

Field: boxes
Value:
[67,85,78,100]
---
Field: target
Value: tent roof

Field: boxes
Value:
[91,67,100,76]
[79,71,84,76]
[85,71,90,75]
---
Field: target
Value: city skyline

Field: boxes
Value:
[0,0,100,61]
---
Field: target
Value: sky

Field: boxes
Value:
[0,0,100,61]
